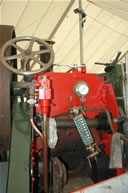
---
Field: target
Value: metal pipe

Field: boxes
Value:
[30,118,43,140]
[117,49,128,63]
[122,53,128,145]
[13,81,36,88]
[83,108,128,143]
[79,0,84,65]
[125,52,128,116]
[30,105,43,140]
[56,118,98,128]
[55,118,112,130]
[84,107,116,134]
[42,114,48,193]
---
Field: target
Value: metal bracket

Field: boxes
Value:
[74,8,86,27]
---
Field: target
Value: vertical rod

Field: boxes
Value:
[125,52,128,116]
[79,0,84,65]
[124,52,128,170]
[42,114,48,193]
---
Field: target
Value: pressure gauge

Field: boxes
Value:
[73,81,89,98]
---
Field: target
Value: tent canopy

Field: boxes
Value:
[0,0,128,74]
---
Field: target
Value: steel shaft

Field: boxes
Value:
[42,114,48,193]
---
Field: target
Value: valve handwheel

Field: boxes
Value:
[0,36,55,76]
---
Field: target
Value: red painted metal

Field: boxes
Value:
[35,70,119,152]
[35,70,106,118]
[32,137,39,193]
[39,78,51,115]
[40,99,50,115]
[34,69,121,191]
[36,82,41,89]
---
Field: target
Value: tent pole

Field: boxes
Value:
[79,0,84,65]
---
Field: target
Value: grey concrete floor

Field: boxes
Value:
[62,177,94,193]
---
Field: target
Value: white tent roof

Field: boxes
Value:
[0,0,128,73]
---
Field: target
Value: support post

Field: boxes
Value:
[79,0,84,65]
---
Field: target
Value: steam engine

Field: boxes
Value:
[0,25,127,193]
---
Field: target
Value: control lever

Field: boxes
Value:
[54,63,86,69]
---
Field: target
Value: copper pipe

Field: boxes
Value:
[42,114,48,193]
[30,118,43,140]
[30,106,43,140]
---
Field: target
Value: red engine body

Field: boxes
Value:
[35,68,119,157]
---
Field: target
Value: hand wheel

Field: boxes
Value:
[0,36,55,76]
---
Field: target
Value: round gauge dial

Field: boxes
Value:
[73,81,89,98]
[78,84,89,95]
